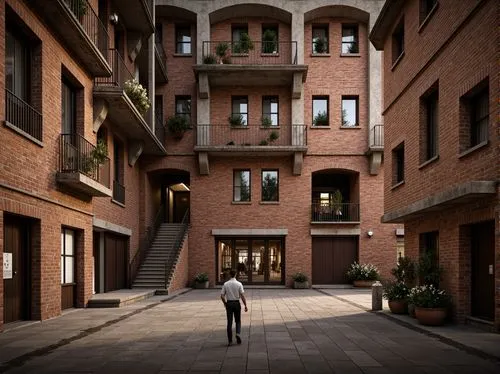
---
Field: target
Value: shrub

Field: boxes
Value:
[228,114,246,127]
[194,272,209,283]
[262,29,278,53]
[313,111,328,126]
[383,282,409,301]
[268,130,279,143]
[261,116,273,127]
[418,252,444,287]
[346,262,380,281]
[259,140,268,145]
[233,33,254,54]
[410,284,451,308]
[391,256,416,286]
[313,37,327,53]
[291,272,308,283]
[167,115,190,138]
[215,42,229,59]
[124,79,150,115]
[69,0,88,18]
[203,54,217,64]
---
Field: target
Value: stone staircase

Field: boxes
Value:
[132,223,187,292]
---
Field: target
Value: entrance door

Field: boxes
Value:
[471,221,495,320]
[312,237,358,284]
[3,215,30,323]
[61,228,76,310]
[104,234,128,292]
[173,192,190,223]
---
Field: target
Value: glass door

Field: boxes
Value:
[251,240,265,283]
[235,240,249,283]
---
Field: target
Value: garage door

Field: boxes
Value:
[105,234,128,292]
[312,237,358,284]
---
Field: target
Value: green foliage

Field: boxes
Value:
[313,37,327,54]
[124,79,151,115]
[291,272,308,283]
[331,190,343,213]
[261,116,273,127]
[215,42,229,58]
[259,140,268,145]
[418,252,443,287]
[313,111,328,126]
[69,0,88,18]
[262,173,278,201]
[167,115,190,137]
[383,281,409,301]
[262,29,278,53]
[194,272,209,283]
[203,54,217,64]
[346,262,380,281]
[268,130,279,143]
[228,114,246,127]
[82,139,108,175]
[233,33,254,54]
[391,256,416,287]
[409,284,451,308]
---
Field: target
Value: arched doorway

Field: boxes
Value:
[158,170,190,223]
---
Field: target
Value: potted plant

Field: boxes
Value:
[391,257,417,316]
[228,114,246,127]
[262,29,278,53]
[124,79,151,116]
[331,190,343,216]
[313,111,328,126]
[418,252,443,287]
[233,33,254,54]
[346,262,380,287]
[313,37,327,54]
[82,139,108,175]
[261,116,273,127]
[268,130,279,144]
[167,115,190,139]
[383,281,409,314]
[194,272,209,289]
[203,54,217,64]
[69,0,88,21]
[291,272,309,289]
[215,42,229,63]
[411,284,451,326]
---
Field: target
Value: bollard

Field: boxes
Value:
[371,281,383,311]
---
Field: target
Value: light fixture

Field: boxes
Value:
[367,230,374,238]
[110,13,119,25]
[169,183,190,192]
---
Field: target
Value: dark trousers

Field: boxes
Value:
[225,300,241,342]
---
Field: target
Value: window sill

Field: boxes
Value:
[173,53,192,57]
[340,53,361,58]
[231,53,249,57]
[310,53,331,58]
[391,180,405,190]
[418,155,439,170]
[418,2,439,33]
[111,199,126,208]
[391,51,405,71]
[458,140,489,159]
[260,53,280,57]
[230,125,249,130]
[340,125,361,129]
[4,121,44,147]
[232,201,251,205]
[260,126,280,129]
[310,125,330,129]
[260,201,279,205]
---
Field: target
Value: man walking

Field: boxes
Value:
[221,269,248,346]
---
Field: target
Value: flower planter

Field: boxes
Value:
[415,307,447,326]
[194,281,209,289]
[388,300,408,314]
[294,281,309,289]
[353,280,376,288]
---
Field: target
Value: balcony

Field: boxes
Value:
[193,124,307,175]
[194,41,308,99]
[27,0,111,77]
[155,41,168,83]
[4,89,43,143]
[111,0,154,35]
[56,134,112,197]
[94,49,165,156]
[311,203,360,223]
[367,124,384,175]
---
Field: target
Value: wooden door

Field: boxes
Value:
[173,192,189,223]
[3,215,29,323]
[104,235,128,292]
[471,221,495,320]
[312,237,358,284]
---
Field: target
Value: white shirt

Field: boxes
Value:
[221,277,244,301]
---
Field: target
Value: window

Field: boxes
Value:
[262,96,279,126]
[6,30,30,101]
[392,17,405,64]
[341,96,358,127]
[419,231,439,286]
[459,80,489,152]
[232,25,249,53]
[233,170,251,202]
[231,96,248,126]
[341,25,359,54]
[420,87,439,162]
[420,0,438,24]
[312,25,329,54]
[61,79,76,136]
[175,26,191,54]
[262,25,278,53]
[113,138,125,204]
[312,96,329,126]
[261,170,278,202]
[175,96,191,124]
[61,228,75,285]
[392,142,405,185]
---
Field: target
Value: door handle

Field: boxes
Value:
[488,265,494,275]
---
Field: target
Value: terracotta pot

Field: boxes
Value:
[353,280,376,288]
[388,300,408,314]
[415,307,447,326]
[408,303,416,318]
[294,281,309,289]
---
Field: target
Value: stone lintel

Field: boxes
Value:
[93,217,132,236]
[310,228,361,236]
[212,229,288,236]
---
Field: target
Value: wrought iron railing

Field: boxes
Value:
[195,124,307,147]
[164,209,190,289]
[202,41,298,65]
[63,0,109,57]
[129,205,164,288]
[5,89,43,141]
[113,180,125,204]
[311,202,360,222]
[370,124,384,148]
[94,48,133,88]
[59,134,110,186]
[155,111,165,143]
[155,41,167,74]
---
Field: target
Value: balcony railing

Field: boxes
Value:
[94,48,133,88]
[113,180,125,204]
[370,124,384,148]
[155,41,167,71]
[155,111,165,143]
[311,202,360,223]
[5,89,43,142]
[63,0,109,57]
[59,134,110,186]
[202,41,298,65]
[195,124,307,147]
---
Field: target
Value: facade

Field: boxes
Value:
[370,0,499,330]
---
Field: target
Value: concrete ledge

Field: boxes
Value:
[88,289,156,308]
[93,218,132,236]
[211,228,288,236]
[310,228,361,236]
[382,181,497,223]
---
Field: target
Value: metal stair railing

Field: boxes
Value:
[164,209,190,289]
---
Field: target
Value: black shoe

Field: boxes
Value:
[236,335,242,345]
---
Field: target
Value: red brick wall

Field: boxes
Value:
[168,235,189,293]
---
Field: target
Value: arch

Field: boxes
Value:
[156,5,197,21]
[209,3,292,25]
[304,5,370,24]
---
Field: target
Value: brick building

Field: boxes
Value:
[1,0,400,331]
[370,0,499,330]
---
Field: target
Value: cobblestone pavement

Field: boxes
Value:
[1,289,499,374]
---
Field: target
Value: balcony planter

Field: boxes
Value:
[194,272,209,289]
[347,262,380,287]
[167,115,190,139]
[124,79,151,116]
[228,114,246,127]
